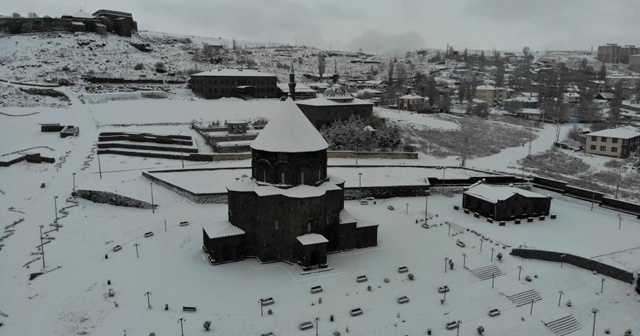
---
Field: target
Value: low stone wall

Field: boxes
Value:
[97,149,213,161]
[601,196,640,215]
[98,142,198,153]
[510,248,634,283]
[327,151,418,160]
[344,185,429,200]
[76,189,155,209]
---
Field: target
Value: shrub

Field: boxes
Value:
[134,63,144,70]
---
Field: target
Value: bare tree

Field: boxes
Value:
[427,76,438,107]
[27,12,38,18]
[495,59,505,87]
[463,48,468,64]
[12,12,21,18]
[479,51,485,70]
[598,63,607,81]
[610,81,623,124]
[318,51,326,81]
[458,80,467,103]
[437,91,451,113]
[395,62,406,86]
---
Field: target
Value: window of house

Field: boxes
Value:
[600,146,606,151]
[611,147,618,152]
[590,145,596,150]
[591,136,598,141]
[612,138,618,143]
[601,137,607,142]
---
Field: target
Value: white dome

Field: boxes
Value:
[323,84,353,101]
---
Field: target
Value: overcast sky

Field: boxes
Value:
[6,0,640,53]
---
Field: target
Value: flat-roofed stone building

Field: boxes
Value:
[190,69,278,99]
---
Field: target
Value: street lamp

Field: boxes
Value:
[591,308,599,336]
[54,196,59,225]
[600,278,605,294]
[441,166,446,194]
[178,317,185,336]
[462,253,466,269]
[358,173,362,200]
[557,290,563,306]
[424,191,429,224]
[134,243,139,258]
[444,258,448,273]
[145,291,152,309]
[456,320,461,336]
[518,266,523,281]
[39,224,46,268]
[150,182,154,214]
[72,172,76,194]
[314,317,320,336]
[490,247,495,262]
[480,239,483,253]
[405,203,409,215]
[560,254,566,268]
[492,273,495,288]
[618,214,622,230]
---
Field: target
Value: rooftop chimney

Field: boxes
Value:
[288,60,296,101]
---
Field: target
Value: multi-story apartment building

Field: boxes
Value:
[585,127,640,158]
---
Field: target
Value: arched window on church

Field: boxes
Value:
[263,171,267,182]
[281,172,286,184]
[318,169,321,181]
[307,221,312,233]
[274,219,278,231]
[300,172,305,184]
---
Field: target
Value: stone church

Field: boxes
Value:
[202,82,377,269]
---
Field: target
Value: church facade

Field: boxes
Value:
[202,90,377,269]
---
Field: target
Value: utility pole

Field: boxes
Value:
[518,266,523,280]
[480,239,483,252]
[424,191,429,224]
[492,273,495,288]
[591,309,599,336]
[72,172,76,194]
[491,247,495,262]
[530,299,535,315]
[358,173,362,200]
[314,317,320,336]
[600,278,605,293]
[558,290,563,306]
[462,253,466,269]
[618,214,622,230]
[560,254,566,268]
[54,196,59,225]
[444,258,448,273]
[97,150,102,179]
[134,243,139,258]
[260,299,263,316]
[39,225,46,268]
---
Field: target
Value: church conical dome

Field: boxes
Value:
[251,100,328,153]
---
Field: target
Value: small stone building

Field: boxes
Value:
[202,100,377,269]
[462,181,551,221]
[296,84,373,128]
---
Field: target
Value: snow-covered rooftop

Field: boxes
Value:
[191,69,276,78]
[464,182,549,204]
[250,100,328,153]
[68,9,94,18]
[398,93,423,100]
[297,233,329,246]
[202,220,245,239]
[587,126,640,139]
[226,177,342,198]
[476,85,505,91]
[295,96,372,107]
[276,83,316,93]
[339,209,358,225]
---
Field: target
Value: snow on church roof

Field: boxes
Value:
[464,181,549,204]
[226,177,342,197]
[250,100,328,153]
[297,233,329,246]
[202,220,245,239]
[70,9,94,18]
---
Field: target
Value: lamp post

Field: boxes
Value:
[518,266,523,281]
[456,320,461,336]
[618,214,622,230]
[441,166,446,194]
[530,299,535,315]
[260,299,263,316]
[314,317,320,336]
[591,308,599,336]
[462,253,466,269]
[560,254,566,268]
[358,173,362,200]
[145,291,152,309]
[72,172,76,194]
[590,190,595,211]
[480,239,483,252]
[492,273,495,288]
[444,258,448,273]
[97,150,102,179]
[39,224,46,268]
[150,182,154,214]
[600,278,605,294]
[558,290,563,306]
[54,196,59,225]
[448,222,451,236]
[490,247,495,262]
[424,191,429,224]
[134,243,139,258]
[405,203,409,215]
[178,317,185,336]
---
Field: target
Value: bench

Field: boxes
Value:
[350,308,363,316]
[356,275,368,283]
[108,288,115,297]
[310,286,323,294]
[488,308,501,317]
[550,214,557,219]
[144,231,154,238]
[499,221,506,226]
[299,321,313,330]
[438,285,450,293]
[446,321,459,330]
[182,306,197,312]
[261,333,275,336]
[527,217,533,222]
[179,221,189,227]
[261,297,275,306]
[398,266,409,273]
[112,245,122,252]
[397,296,410,304]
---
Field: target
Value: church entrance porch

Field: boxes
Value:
[296,234,329,270]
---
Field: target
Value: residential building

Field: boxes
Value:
[597,44,640,64]
[563,92,580,104]
[475,85,507,105]
[630,55,640,73]
[462,181,552,221]
[190,69,278,99]
[202,100,377,268]
[503,95,539,110]
[585,126,640,158]
[620,45,640,64]
[397,93,424,111]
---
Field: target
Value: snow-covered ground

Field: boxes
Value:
[2,73,640,335]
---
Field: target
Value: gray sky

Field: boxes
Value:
[6,0,640,53]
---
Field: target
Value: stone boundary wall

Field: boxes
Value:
[327,151,418,160]
[510,248,634,283]
[75,189,154,209]
[97,149,212,161]
[97,142,198,153]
